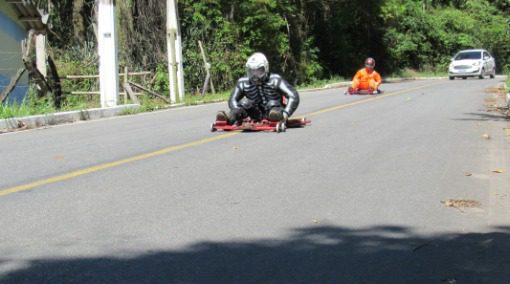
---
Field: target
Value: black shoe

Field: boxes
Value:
[268,109,283,122]
[216,111,228,121]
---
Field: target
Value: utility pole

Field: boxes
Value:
[97,0,119,108]
[166,0,184,104]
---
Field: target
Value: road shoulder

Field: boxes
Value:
[486,84,510,226]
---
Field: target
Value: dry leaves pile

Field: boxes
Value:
[484,87,509,116]
[0,121,27,134]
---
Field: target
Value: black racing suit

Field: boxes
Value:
[228,73,300,123]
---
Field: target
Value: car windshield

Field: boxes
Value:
[454,51,481,60]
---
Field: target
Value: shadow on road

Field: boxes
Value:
[2,225,510,283]
[454,111,509,122]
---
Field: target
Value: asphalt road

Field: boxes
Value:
[0,78,509,283]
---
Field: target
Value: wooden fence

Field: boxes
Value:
[61,68,170,104]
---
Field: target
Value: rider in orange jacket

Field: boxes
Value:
[351,57,382,92]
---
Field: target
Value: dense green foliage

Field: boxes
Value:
[38,0,510,95]
[381,0,510,73]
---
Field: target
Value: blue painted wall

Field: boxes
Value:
[0,0,29,104]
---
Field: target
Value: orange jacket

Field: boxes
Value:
[352,68,382,89]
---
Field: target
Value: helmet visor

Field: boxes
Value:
[248,67,266,81]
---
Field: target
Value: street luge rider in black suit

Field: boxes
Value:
[216,52,300,126]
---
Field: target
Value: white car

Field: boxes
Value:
[448,49,496,80]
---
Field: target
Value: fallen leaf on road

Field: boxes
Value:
[441,199,481,208]
[464,172,472,176]
[17,120,27,129]
[232,146,239,150]
[492,169,504,173]
[312,219,319,224]
[481,133,491,139]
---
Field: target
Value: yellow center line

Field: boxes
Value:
[0,132,239,197]
[0,81,442,197]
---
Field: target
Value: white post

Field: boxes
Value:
[167,0,184,104]
[166,0,177,104]
[175,19,185,101]
[35,34,46,77]
[97,0,119,108]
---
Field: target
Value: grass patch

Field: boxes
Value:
[297,76,346,89]
[388,68,447,79]
[182,91,230,106]
[0,90,56,119]
[119,95,169,115]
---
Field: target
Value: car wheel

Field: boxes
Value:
[462,77,467,80]
[479,69,485,79]
[490,70,495,79]
[449,76,455,80]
